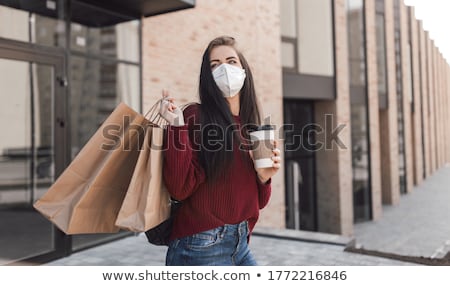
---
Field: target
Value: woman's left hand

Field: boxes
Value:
[250,140,281,184]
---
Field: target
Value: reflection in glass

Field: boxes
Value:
[281,41,296,69]
[0,5,29,42]
[394,0,407,194]
[69,57,140,158]
[280,0,297,72]
[66,5,141,250]
[33,14,66,48]
[297,0,334,76]
[348,0,366,87]
[280,0,297,38]
[376,2,388,104]
[347,0,372,222]
[0,4,66,48]
[69,57,140,250]
[0,0,141,262]
[0,59,55,264]
[70,20,139,62]
[283,100,317,231]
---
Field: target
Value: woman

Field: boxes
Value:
[159,36,281,266]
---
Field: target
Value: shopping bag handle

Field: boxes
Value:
[144,98,192,128]
[144,98,166,127]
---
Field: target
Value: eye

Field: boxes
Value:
[228,59,237,65]
[210,63,217,70]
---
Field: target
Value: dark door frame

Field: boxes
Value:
[0,38,71,264]
[283,99,318,232]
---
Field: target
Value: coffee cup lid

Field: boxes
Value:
[249,124,274,132]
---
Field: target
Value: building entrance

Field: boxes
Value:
[283,100,317,231]
[0,40,68,265]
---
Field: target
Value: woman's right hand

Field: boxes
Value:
[159,89,185,126]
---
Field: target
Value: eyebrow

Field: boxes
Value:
[210,56,238,63]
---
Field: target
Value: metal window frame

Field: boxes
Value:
[0,37,69,265]
[0,0,143,264]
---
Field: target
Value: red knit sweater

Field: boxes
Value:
[163,104,272,241]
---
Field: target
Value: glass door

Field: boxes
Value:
[283,100,317,231]
[0,41,67,265]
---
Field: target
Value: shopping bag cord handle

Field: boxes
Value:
[144,99,166,127]
[144,98,191,128]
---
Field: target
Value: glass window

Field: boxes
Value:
[376,13,388,101]
[281,41,296,69]
[297,0,334,76]
[0,0,141,263]
[406,43,414,104]
[33,14,66,47]
[0,58,56,264]
[348,0,366,86]
[394,0,407,194]
[67,4,141,251]
[347,0,372,222]
[70,20,139,62]
[69,57,140,158]
[283,100,317,231]
[0,5,29,42]
[407,9,414,106]
[69,56,140,250]
[280,0,297,38]
[0,3,66,48]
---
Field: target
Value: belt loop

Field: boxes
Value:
[238,221,247,236]
[221,224,228,238]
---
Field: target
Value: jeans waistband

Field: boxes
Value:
[223,221,248,236]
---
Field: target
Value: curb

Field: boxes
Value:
[253,227,355,247]
[344,246,450,266]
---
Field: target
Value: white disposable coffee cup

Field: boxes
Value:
[249,125,275,169]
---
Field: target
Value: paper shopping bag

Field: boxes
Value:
[33,102,149,234]
[114,125,171,232]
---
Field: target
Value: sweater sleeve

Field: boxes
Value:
[162,105,206,200]
[257,178,272,209]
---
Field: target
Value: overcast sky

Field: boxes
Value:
[404,0,450,64]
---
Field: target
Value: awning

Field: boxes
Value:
[0,0,195,27]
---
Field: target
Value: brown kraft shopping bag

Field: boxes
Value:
[115,123,171,233]
[33,102,149,234]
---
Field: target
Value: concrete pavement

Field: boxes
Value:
[45,166,450,266]
[45,231,417,266]
[353,165,450,259]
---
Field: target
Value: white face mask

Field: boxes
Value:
[212,63,246,98]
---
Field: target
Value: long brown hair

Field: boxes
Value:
[198,36,262,182]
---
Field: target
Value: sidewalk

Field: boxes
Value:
[45,231,417,266]
[353,165,450,260]
[45,166,450,266]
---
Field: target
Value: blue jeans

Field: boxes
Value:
[165,221,257,266]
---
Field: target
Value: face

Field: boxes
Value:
[209,45,243,71]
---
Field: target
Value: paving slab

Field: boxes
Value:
[46,166,450,267]
[45,232,418,266]
[353,166,450,259]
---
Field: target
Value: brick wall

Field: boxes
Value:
[380,0,400,204]
[314,0,353,236]
[142,0,285,228]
